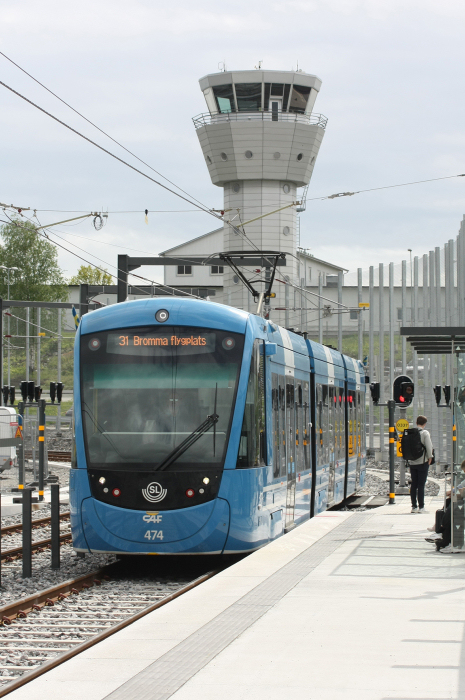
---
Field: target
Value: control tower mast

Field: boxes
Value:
[193,69,327,326]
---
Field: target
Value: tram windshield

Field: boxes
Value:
[80,326,244,471]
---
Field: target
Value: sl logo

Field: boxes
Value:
[142,482,167,503]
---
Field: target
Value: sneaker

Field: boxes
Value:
[419,508,427,514]
[439,545,453,553]
[427,526,435,532]
[411,507,419,513]
[425,536,441,543]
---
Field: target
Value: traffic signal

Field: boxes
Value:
[27,381,35,403]
[400,382,414,404]
[9,387,15,406]
[50,382,56,403]
[393,375,413,405]
[20,380,28,402]
[34,385,42,402]
[444,385,451,405]
[433,385,442,407]
[370,382,380,404]
[56,382,63,404]
[2,385,8,406]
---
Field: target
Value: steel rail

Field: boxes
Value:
[1,532,72,561]
[0,567,218,697]
[24,450,71,462]
[1,512,70,536]
[0,565,117,623]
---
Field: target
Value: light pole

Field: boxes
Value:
[0,265,19,388]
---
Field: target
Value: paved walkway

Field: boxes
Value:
[9,488,465,700]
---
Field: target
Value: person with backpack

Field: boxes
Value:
[401,415,434,513]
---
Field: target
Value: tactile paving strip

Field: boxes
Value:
[104,512,371,700]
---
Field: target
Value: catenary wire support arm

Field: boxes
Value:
[34,214,95,230]
[225,202,300,229]
[219,252,285,306]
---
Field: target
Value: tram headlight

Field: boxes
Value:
[155,309,169,323]
[99,477,106,485]
[202,477,210,484]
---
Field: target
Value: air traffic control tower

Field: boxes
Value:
[193,69,327,324]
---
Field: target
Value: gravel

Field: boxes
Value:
[0,544,116,604]
[1,503,70,529]
[0,564,195,687]
[361,457,440,497]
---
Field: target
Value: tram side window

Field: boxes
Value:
[237,340,266,468]
[338,387,345,460]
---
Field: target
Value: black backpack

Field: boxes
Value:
[401,428,425,462]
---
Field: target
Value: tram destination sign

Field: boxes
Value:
[105,331,216,356]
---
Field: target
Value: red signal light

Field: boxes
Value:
[112,488,121,497]
[186,489,195,498]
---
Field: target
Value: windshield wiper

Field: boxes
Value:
[157,410,219,471]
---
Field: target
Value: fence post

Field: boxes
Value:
[51,483,60,569]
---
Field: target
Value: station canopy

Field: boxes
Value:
[401,327,465,354]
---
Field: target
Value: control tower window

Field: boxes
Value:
[283,84,291,110]
[289,85,311,114]
[270,83,284,96]
[235,83,262,112]
[264,84,291,112]
[213,85,235,113]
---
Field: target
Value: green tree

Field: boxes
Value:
[69,265,113,285]
[0,217,67,301]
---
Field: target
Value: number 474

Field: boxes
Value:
[144,530,164,541]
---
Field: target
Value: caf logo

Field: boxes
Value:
[142,482,167,503]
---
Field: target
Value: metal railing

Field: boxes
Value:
[192,111,328,130]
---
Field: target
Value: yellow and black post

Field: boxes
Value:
[17,401,25,490]
[38,398,46,502]
[388,399,396,504]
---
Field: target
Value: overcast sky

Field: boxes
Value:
[1,0,465,285]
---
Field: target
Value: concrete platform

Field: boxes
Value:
[9,487,465,700]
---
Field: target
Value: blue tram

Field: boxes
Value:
[70,298,366,555]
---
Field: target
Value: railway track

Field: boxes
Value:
[1,512,70,536]
[1,513,71,562]
[0,559,218,697]
[24,450,71,463]
[43,450,71,463]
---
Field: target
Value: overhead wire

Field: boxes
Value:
[3,210,203,301]
[0,50,214,214]
[0,79,222,220]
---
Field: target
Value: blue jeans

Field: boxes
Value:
[410,463,429,509]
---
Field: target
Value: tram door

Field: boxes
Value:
[355,390,361,487]
[327,386,336,503]
[285,378,296,531]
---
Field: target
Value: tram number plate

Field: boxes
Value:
[144,530,164,540]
